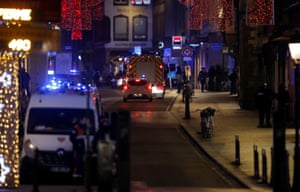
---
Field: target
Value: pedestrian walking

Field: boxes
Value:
[255,83,275,128]
[215,65,222,91]
[198,67,207,92]
[276,84,291,122]
[175,65,183,93]
[93,70,101,88]
[20,68,31,97]
[208,66,216,91]
[228,70,237,95]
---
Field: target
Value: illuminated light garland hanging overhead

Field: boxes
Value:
[246,0,274,26]
[189,0,202,30]
[185,0,234,31]
[0,52,21,188]
[211,0,233,31]
[60,0,104,40]
[220,0,233,30]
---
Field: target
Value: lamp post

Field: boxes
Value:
[289,40,300,192]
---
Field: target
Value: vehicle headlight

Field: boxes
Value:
[24,139,36,159]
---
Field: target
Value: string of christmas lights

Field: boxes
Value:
[0,52,21,188]
[60,0,104,40]
[189,0,202,30]
[247,0,274,25]
[185,0,234,31]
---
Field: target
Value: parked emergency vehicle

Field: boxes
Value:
[127,54,165,98]
[20,82,103,182]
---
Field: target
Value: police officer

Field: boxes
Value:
[70,121,85,178]
[255,83,275,128]
[175,65,183,93]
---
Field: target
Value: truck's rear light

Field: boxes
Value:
[123,85,129,91]
[147,84,152,90]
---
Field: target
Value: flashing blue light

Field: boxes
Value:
[40,76,97,94]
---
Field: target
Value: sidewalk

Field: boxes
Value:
[169,88,296,192]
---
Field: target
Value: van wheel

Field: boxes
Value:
[123,97,127,102]
[149,97,152,102]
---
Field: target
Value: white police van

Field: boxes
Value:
[20,84,103,182]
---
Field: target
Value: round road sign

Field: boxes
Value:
[181,46,193,57]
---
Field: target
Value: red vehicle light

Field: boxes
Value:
[135,79,141,82]
[147,84,152,90]
[123,85,129,91]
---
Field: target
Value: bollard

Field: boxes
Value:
[117,110,130,192]
[97,138,114,192]
[234,135,240,165]
[184,90,191,119]
[84,150,93,192]
[270,147,273,186]
[262,149,267,184]
[32,149,39,192]
[253,145,259,179]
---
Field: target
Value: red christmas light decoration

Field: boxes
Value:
[246,0,274,25]
[60,0,104,40]
[189,0,202,30]
[188,0,233,31]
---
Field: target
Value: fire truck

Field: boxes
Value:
[127,54,165,98]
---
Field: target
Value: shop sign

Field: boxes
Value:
[0,8,32,21]
[0,0,61,22]
[8,39,31,51]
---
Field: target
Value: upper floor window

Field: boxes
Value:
[114,0,129,5]
[113,15,129,41]
[133,15,147,41]
[131,0,151,5]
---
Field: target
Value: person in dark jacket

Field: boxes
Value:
[70,121,85,177]
[228,70,237,95]
[276,84,291,123]
[198,68,207,92]
[175,65,183,93]
[255,83,275,128]
[20,68,31,97]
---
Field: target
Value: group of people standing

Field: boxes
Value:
[175,63,291,129]
[197,66,237,94]
[174,64,238,94]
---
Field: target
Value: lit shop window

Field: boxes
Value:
[133,15,147,41]
[113,15,129,41]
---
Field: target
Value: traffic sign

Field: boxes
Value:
[181,46,193,57]
[184,65,191,78]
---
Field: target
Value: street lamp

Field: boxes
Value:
[289,37,300,192]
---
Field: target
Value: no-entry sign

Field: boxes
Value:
[181,46,193,57]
